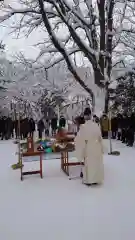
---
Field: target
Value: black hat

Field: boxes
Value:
[84,107,91,116]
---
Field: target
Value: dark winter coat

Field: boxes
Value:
[20,118,29,137]
[117,115,123,129]
[0,118,6,133]
[29,119,35,132]
[111,117,118,132]
[128,114,135,131]
[59,117,66,128]
[121,116,128,129]
[51,118,58,130]
[38,120,44,131]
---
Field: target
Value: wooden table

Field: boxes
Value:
[21,151,43,181]
[60,151,84,176]
[57,136,84,176]
[20,135,83,179]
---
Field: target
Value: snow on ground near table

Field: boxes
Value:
[0,140,135,240]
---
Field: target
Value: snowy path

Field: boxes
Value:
[0,140,135,240]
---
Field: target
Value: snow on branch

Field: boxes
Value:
[0,6,40,22]
[35,46,80,64]
[37,0,95,106]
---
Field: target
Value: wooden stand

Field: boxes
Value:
[60,151,84,176]
[61,151,69,175]
[20,137,43,181]
[27,136,34,152]
[21,151,43,181]
[57,136,84,176]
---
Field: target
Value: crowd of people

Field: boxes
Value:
[37,116,66,139]
[100,113,135,147]
[0,111,135,148]
[0,115,66,140]
[0,117,36,140]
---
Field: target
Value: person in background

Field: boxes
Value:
[126,113,135,147]
[11,119,14,138]
[37,119,44,139]
[117,114,122,140]
[29,118,35,138]
[121,113,128,143]
[111,116,118,139]
[59,115,66,128]
[5,117,12,140]
[75,108,104,186]
[20,118,24,140]
[44,119,50,137]
[100,113,109,139]
[51,116,58,136]
[1,116,6,140]
[22,118,29,139]
[14,119,18,139]
[93,115,100,125]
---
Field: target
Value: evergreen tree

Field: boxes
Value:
[114,70,135,113]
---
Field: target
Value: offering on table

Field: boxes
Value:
[56,127,75,141]
[56,127,67,139]
[45,147,52,153]
[37,139,53,152]
[37,145,44,151]
[54,141,75,152]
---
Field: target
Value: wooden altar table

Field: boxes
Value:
[20,151,43,181]
[57,136,84,176]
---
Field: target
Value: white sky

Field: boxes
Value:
[0,0,45,59]
[0,24,44,59]
[0,0,88,65]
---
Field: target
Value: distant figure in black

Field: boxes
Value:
[59,115,66,128]
[38,119,44,139]
[126,113,135,147]
[51,117,58,136]
[29,118,35,138]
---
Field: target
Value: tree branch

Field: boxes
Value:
[38,0,95,106]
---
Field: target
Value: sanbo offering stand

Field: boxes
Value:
[60,150,84,176]
[20,137,43,181]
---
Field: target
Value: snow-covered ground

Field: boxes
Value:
[0,140,135,240]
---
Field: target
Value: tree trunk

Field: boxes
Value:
[104,0,115,114]
[104,84,109,113]
[93,68,106,115]
[94,67,104,88]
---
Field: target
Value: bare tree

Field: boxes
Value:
[0,0,131,112]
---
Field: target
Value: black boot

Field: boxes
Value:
[80,172,83,178]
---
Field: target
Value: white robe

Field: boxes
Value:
[75,120,104,184]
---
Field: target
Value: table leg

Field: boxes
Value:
[63,151,66,172]
[20,157,23,181]
[65,151,69,175]
[40,154,43,178]
[61,151,69,176]
[61,152,64,170]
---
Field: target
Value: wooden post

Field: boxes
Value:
[27,136,34,153]
[108,109,112,154]
[108,107,120,156]
[40,154,43,178]
[18,111,21,164]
